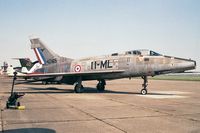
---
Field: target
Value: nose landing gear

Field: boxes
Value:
[141,76,148,95]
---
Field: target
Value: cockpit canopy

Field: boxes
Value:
[126,50,162,56]
[111,50,162,56]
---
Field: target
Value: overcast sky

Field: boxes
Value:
[0,0,199,70]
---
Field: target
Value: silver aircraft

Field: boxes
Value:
[20,37,196,95]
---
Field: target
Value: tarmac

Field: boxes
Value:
[0,76,200,133]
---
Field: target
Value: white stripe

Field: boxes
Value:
[36,48,45,64]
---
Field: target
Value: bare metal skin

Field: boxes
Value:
[20,38,196,95]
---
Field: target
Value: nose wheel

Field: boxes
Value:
[141,76,148,95]
[141,88,147,95]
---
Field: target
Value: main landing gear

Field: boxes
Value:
[96,79,106,91]
[74,77,84,93]
[141,76,148,95]
[74,78,106,93]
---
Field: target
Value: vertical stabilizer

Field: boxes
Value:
[19,58,34,71]
[30,38,60,64]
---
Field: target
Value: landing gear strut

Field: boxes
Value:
[74,77,84,93]
[97,79,106,91]
[141,76,148,95]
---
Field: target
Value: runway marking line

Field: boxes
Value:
[137,91,190,99]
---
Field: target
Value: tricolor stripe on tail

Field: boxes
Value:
[33,48,47,64]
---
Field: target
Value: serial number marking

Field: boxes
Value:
[91,60,113,70]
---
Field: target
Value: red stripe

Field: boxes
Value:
[33,48,42,64]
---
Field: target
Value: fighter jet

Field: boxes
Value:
[19,37,196,95]
[12,58,41,73]
[7,58,42,77]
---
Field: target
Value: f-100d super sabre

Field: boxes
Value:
[20,37,196,95]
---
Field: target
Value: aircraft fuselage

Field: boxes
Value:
[34,53,196,84]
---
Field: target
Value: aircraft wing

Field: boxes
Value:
[17,70,125,78]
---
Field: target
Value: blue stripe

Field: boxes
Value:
[37,48,47,64]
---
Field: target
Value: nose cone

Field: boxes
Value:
[189,60,196,70]
[174,57,196,71]
[193,60,197,68]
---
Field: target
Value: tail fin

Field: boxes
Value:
[12,58,37,71]
[30,38,60,64]
[19,59,42,74]
[18,58,36,71]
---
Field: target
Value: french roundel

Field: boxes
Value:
[74,65,81,72]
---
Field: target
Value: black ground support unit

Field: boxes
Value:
[6,72,25,109]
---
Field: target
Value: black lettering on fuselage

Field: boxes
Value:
[91,60,113,70]
[108,60,112,68]
[94,61,97,69]
[91,62,93,69]
[100,60,107,69]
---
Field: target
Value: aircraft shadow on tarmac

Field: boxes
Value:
[3,128,56,133]
[19,87,175,96]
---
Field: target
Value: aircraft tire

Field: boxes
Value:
[74,84,84,93]
[97,83,105,91]
[141,89,147,95]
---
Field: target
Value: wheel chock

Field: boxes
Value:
[17,106,25,110]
